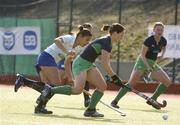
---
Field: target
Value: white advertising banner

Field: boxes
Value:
[0,27,40,55]
[148,25,180,58]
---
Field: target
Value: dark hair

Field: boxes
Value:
[153,22,164,29]
[76,28,92,37]
[101,23,125,34]
[82,23,93,29]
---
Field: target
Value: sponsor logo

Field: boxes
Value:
[23,30,37,50]
[3,32,15,50]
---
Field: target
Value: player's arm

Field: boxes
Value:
[54,37,68,54]
[161,46,166,57]
[100,50,115,77]
[54,37,76,56]
[100,50,123,86]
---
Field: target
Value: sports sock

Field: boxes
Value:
[83,81,90,101]
[88,89,103,109]
[36,98,46,109]
[42,93,54,107]
[23,78,45,92]
[151,83,168,100]
[113,83,130,102]
[51,85,72,95]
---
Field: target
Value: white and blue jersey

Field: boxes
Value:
[36,35,76,69]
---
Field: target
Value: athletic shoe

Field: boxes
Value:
[110,100,120,109]
[84,108,104,117]
[14,74,24,92]
[34,106,53,114]
[84,99,90,107]
[146,99,161,110]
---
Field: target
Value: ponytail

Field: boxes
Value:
[101,24,110,31]
[78,25,84,31]
[78,23,93,31]
[76,23,93,38]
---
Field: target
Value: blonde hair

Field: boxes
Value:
[153,22,164,29]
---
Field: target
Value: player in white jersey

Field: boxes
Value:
[38,34,77,84]
[58,23,93,107]
[14,26,92,114]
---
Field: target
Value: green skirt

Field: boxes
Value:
[72,56,96,77]
[134,56,161,72]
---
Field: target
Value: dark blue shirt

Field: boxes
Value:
[144,35,167,60]
[80,36,112,63]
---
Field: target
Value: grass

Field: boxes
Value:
[1,85,180,125]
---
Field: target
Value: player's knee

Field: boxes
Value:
[98,83,107,92]
[165,80,172,86]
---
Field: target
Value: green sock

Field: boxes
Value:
[88,90,103,109]
[114,83,130,102]
[151,83,168,100]
[51,85,72,95]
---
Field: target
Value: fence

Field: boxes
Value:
[0,0,57,75]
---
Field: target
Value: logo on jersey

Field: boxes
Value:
[153,46,161,53]
[3,32,15,50]
[23,31,37,50]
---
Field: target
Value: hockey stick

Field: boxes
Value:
[105,75,166,108]
[119,83,167,109]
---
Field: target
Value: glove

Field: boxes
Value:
[111,75,123,87]
[105,75,111,82]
